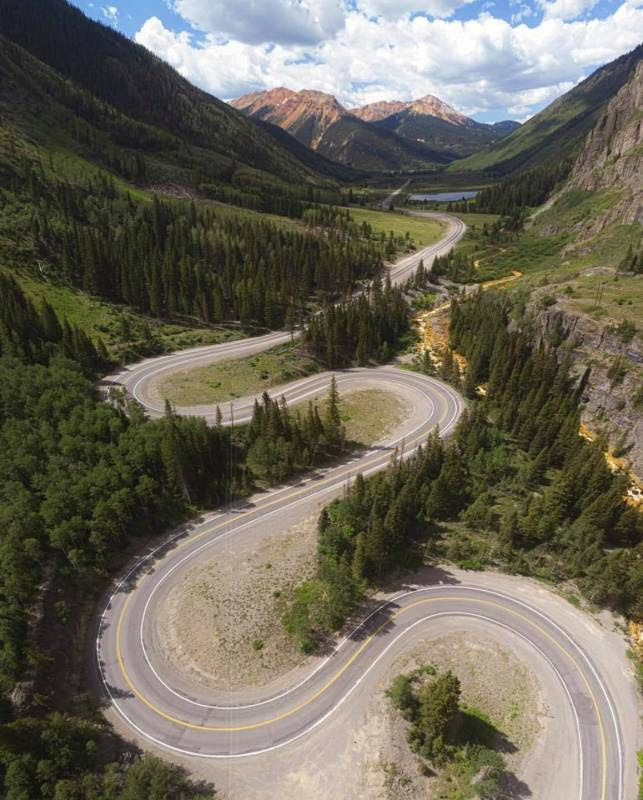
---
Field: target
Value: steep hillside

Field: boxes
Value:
[231,88,451,171]
[497,62,642,475]
[561,59,642,233]
[452,44,643,175]
[374,109,504,158]
[533,57,642,255]
[0,0,348,194]
[492,121,521,137]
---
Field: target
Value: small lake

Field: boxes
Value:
[409,191,479,202]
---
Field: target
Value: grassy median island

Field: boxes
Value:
[302,388,411,446]
[159,344,320,405]
[155,387,410,689]
[389,665,506,797]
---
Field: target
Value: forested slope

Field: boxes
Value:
[452,44,642,176]
[285,291,642,652]
[0,270,362,798]
[0,0,349,204]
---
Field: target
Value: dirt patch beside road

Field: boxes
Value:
[349,631,543,799]
[156,513,318,690]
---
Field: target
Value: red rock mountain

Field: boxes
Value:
[351,95,468,127]
[231,87,348,149]
[230,87,519,167]
[230,87,453,171]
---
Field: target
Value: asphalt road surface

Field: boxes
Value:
[102,211,465,418]
[95,212,633,800]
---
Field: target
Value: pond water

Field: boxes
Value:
[408,191,479,202]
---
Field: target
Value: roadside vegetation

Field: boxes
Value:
[303,278,411,368]
[389,665,508,798]
[4,268,244,363]
[0,275,355,799]
[283,290,641,652]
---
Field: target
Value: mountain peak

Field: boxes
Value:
[349,100,409,122]
[230,86,297,112]
[230,87,350,150]
[408,95,468,125]
[350,93,469,126]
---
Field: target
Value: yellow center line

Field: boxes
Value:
[155,385,453,557]
[114,593,608,799]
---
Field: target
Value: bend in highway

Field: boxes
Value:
[103,211,465,417]
[95,211,635,800]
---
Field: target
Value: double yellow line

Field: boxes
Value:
[108,377,609,799]
[115,594,608,799]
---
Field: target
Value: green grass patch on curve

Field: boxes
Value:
[349,206,447,249]
[159,344,320,406]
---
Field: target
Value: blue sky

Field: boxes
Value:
[76,0,642,122]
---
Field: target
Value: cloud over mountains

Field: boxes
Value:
[138,0,643,120]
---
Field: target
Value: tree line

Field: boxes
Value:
[302,278,410,368]
[450,159,573,217]
[0,274,108,373]
[284,290,642,651]
[5,156,382,331]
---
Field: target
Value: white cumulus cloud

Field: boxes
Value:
[538,0,599,21]
[168,0,346,45]
[101,5,118,25]
[358,0,476,20]
[135,1,643,120]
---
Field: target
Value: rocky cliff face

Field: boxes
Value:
[532,299,643,477]
[558,58,642,237]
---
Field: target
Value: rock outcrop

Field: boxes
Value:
[559,57,642,238]
[532,299,643,477]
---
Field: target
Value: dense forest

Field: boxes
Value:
[302,278,410,367]
[447,159,573,218]
[0,274,108,372]
[284,291,642,651]
[0,277,353,799]
[2,153,381,331]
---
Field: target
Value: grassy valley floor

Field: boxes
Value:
[349,207,447,249]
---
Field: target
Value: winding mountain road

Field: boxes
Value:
[102,211,464,417]
[95,211,635,799]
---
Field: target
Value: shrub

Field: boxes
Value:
[616,319,637,344]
